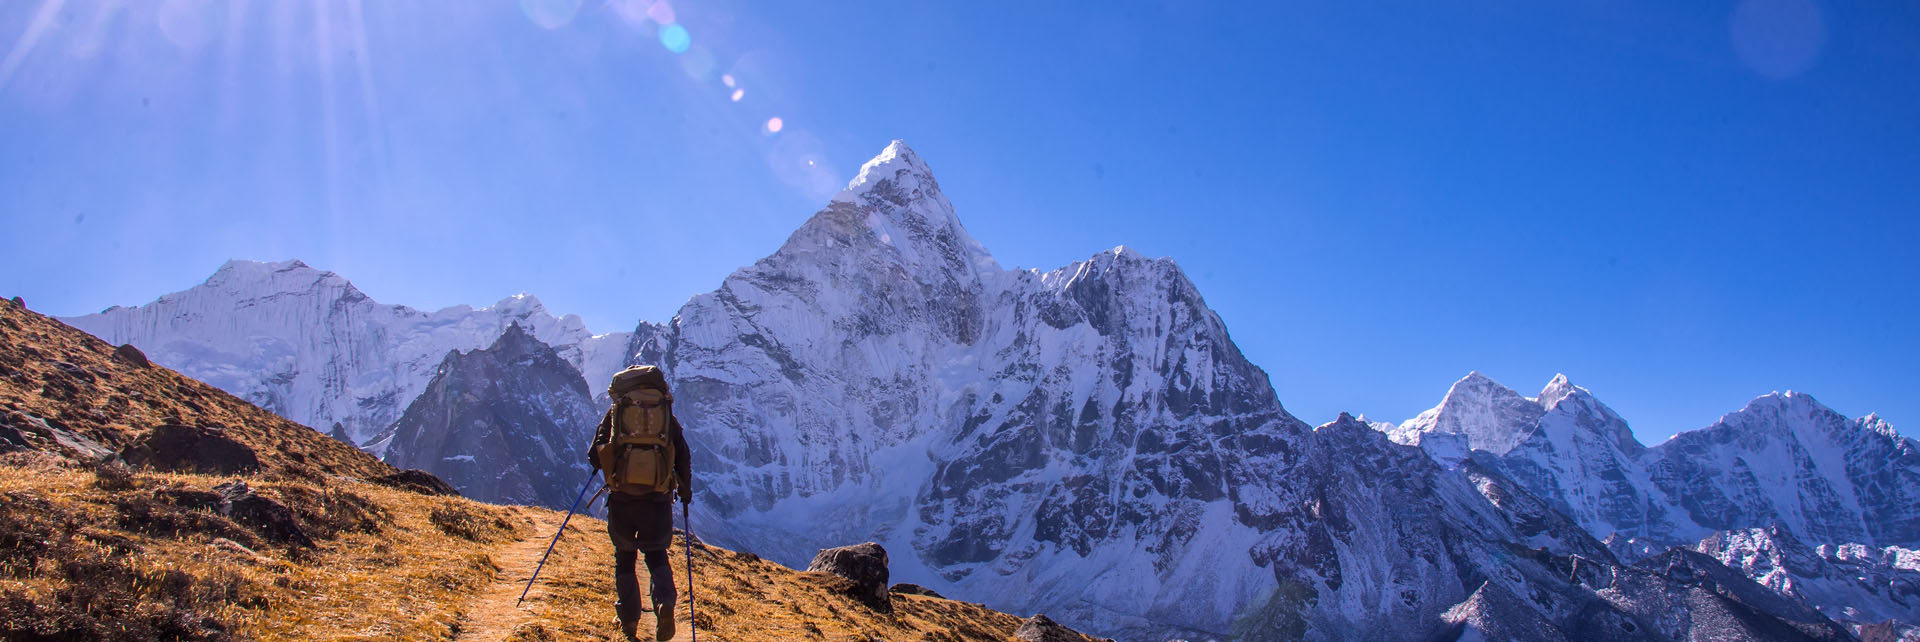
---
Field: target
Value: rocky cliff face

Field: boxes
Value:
[383,323,601,508]
[61,260,632,449]
[1696,526,1920,637]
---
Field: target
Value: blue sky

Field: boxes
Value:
[2,0,1915,441]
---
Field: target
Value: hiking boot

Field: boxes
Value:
[615,592,642,641]
[654,605,676,641]
[620,618,641,642]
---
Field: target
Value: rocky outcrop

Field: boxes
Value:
[1014,614,1107,642]
[119,424,260,475]
[383,323,600,509]
[211,481,314,549]
[889,582,942,598]
[371,469,462,497]
[806,542,891,612]
[1,409,111,459]
[111,343,149,368]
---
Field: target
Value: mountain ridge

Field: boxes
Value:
[47,140,1901,641]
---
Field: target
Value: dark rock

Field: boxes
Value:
[112,343,149,368]
[49,361,95,383]
[214,481,314,548]
[0,421,25,451]
[1013,614,1098,642]
[7,296,20,308]
[120,424,259,475]
[372,469,462,497]
[805,542,891,612]
[889,582,943,598]
[3,410,112,459]
[326,423,355,445]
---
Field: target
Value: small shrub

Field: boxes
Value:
[505,622,559,642]
[271,484,389,540]
[92,459,137,491]
[113,488,259,549]
[429,503,517,543]
[0,535,245,642]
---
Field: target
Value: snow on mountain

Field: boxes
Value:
[1647,391,1920,549]
[53,140,1902,641]
[1695,526,1920,637]
[383,323,601,509]
[61,260,634,448]
[1387,371,1545,464]
[1394,372,1920,638]
[642,141,1853,640]
[1392,373,1920,551]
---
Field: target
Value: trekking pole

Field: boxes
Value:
[519,468,604,606]
[682,499,698,642]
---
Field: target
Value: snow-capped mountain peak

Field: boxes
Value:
[1388,370,1543,458]
[196,258,358,300]
[1860,412,1905,441]
[840,139,933,195]
[63,261,635,446]
[821,139,998,275]
[1536,372,1578,409]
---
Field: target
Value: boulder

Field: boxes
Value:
[806,542,891,612]
[112,343,149,368]
[890,582,944,599]
[372,469,462,497]
[1013,614,1103,642]
[120,424,259,475]
[214,481,313,548]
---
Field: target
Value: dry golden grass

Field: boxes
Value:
[0,452,1057,642]
[511,516,1040,642]
[0,451,533,641]
[0,298,393,481]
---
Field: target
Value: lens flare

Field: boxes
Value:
[646,0,676,25]
[765,117,783,134]
[518,0,583,30]
[678,44,714,79]
[730,88,744,102]
[659,24,691,53]
[722,74,735,88]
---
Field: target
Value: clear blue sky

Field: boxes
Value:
[3,1,1915,442]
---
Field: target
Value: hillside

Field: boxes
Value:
[0,297,1101,642]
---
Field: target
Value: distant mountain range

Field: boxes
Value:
[63,141,1919,641]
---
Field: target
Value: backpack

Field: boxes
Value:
[597,366,677,495]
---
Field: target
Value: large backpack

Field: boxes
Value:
[598,366,677,495]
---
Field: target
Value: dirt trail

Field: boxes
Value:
[452,513,568,642]
[451,512,692,642]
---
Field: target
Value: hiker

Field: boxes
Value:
[589,365,693,641]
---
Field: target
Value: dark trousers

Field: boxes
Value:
[607,492,675,620]
[614,550,674,618]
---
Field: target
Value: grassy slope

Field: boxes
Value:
[0,298,1088,642]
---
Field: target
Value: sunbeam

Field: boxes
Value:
[0,0,68,89]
